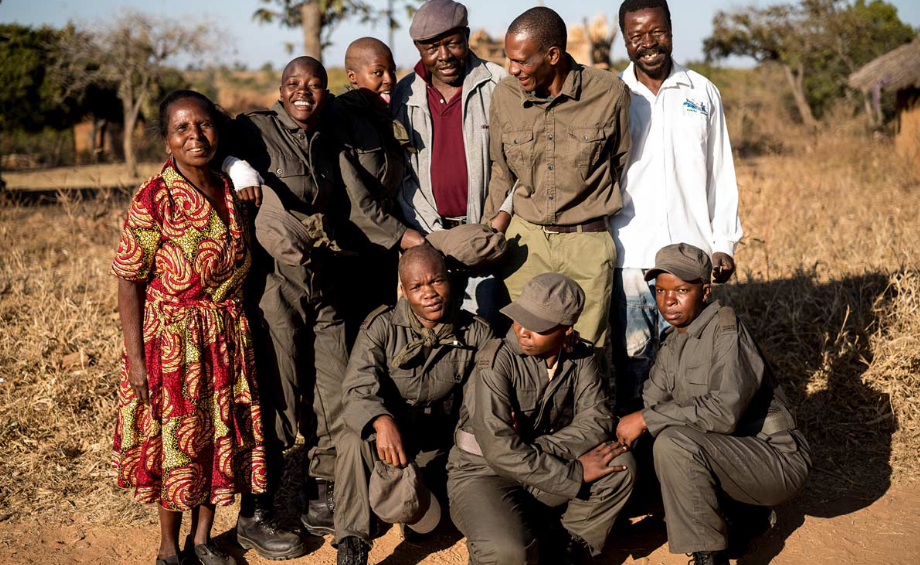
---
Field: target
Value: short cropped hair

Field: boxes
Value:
[618,0,672,32]
[507,7,567,52]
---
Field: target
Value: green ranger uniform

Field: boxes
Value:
[448,333,636,563]
[324,87,413,344]
[643,300,812,555]
[232,101,348,485]
[334,299,494,545]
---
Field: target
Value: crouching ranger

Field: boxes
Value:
[616,243,812,565]
[334,244,495,565]
[449,273,636,565]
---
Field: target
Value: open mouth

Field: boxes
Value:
[187,146,209,155]
[438,65,459,77]
[292,100,314,111]
[378,91,391,104]
[639,49,665,65]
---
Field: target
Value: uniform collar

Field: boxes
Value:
[683,300,723,339]
[620,60,692,94]
[503,327,569,368]
[519,54,582,106]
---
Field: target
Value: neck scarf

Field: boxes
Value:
[390,299,459,368]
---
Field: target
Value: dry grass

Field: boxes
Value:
[0,133,918,529]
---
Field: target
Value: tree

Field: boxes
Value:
[253,0,419,63]
[54,12,215,177]
[704,0,915,128]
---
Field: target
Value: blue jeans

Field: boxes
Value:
[610,268,671,413]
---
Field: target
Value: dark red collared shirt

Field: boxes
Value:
[415,60,468,218]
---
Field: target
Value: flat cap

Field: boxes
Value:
[409,0,468,42]
[425,224,507,270]
[500,273,585,333]
[644,243,713,283]
[369,461,442,534]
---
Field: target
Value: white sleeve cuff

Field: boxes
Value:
[711,240,736,257]
[222,156,263,191]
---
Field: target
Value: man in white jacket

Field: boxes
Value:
[391,0,511,327]
[611,0,743,413]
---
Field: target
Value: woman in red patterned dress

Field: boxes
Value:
[111,90,265,565]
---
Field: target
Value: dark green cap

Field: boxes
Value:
[500,273,585,332]
[644,243,713,283]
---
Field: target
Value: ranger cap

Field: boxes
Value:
[369,461,442,534]
[409,0,469,42]
[644,243,713,283]
[500,273,585,333]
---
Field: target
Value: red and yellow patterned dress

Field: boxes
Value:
[111,159,266,511]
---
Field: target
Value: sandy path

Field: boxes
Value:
[2,483,916,565]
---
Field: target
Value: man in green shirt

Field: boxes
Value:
[484,7,631,363]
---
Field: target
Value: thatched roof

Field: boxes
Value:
[849,39,920,93]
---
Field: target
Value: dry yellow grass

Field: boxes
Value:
[0,133,917,530]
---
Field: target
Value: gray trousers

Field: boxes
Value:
[333,427,451,545]
[253,266,348,486]
[653,426,812,554]
[448,452,636,564]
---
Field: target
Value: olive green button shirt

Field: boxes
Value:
[453,333,614,499]
[341,300,495,438]
[484,57,631,226]
[642,300,793,437]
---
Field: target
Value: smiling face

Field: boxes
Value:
[505,32,558,95]
[623,7,673,81]
[654,272,711,333]
[348,50,397,107]
[164,97,218,170]
[400,255,452,328]
[414,29,469,87]
[279,59,329,130]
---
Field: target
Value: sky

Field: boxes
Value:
[4,0,920,70]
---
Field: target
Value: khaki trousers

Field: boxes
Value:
[251,261,348,485]
[653,426,812,554]
[502,216,616,351]
[448,451,636,563]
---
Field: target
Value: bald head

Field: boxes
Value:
[399,243,448,285]
[345,37,393,72]
[281,56,327,86]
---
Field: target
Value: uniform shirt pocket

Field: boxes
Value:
[271,156,308,202]
[502,129,535,174]
[389,366,420,405]
[568,126,607,181]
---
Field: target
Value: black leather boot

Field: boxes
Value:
[559,531,591,565]
[301,478,335,536]
[336,536,369,565]
[236,498,307,560]
[689,551,730,565]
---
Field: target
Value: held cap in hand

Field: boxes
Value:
[369,461,442,534]
[425,223,507,270]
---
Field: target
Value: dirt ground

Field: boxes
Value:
[1,481,917,565]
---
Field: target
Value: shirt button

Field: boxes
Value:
[583,135,589,141]
[514,139,519,144]
[276,168,283,175]
[547,134,553,141]
[548,164,554,171]
[440,99,445,104]
[548,195,554,200]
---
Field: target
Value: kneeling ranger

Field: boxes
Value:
[449,273,636,565]
[334,244,495,565]
[616,243,812,565]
